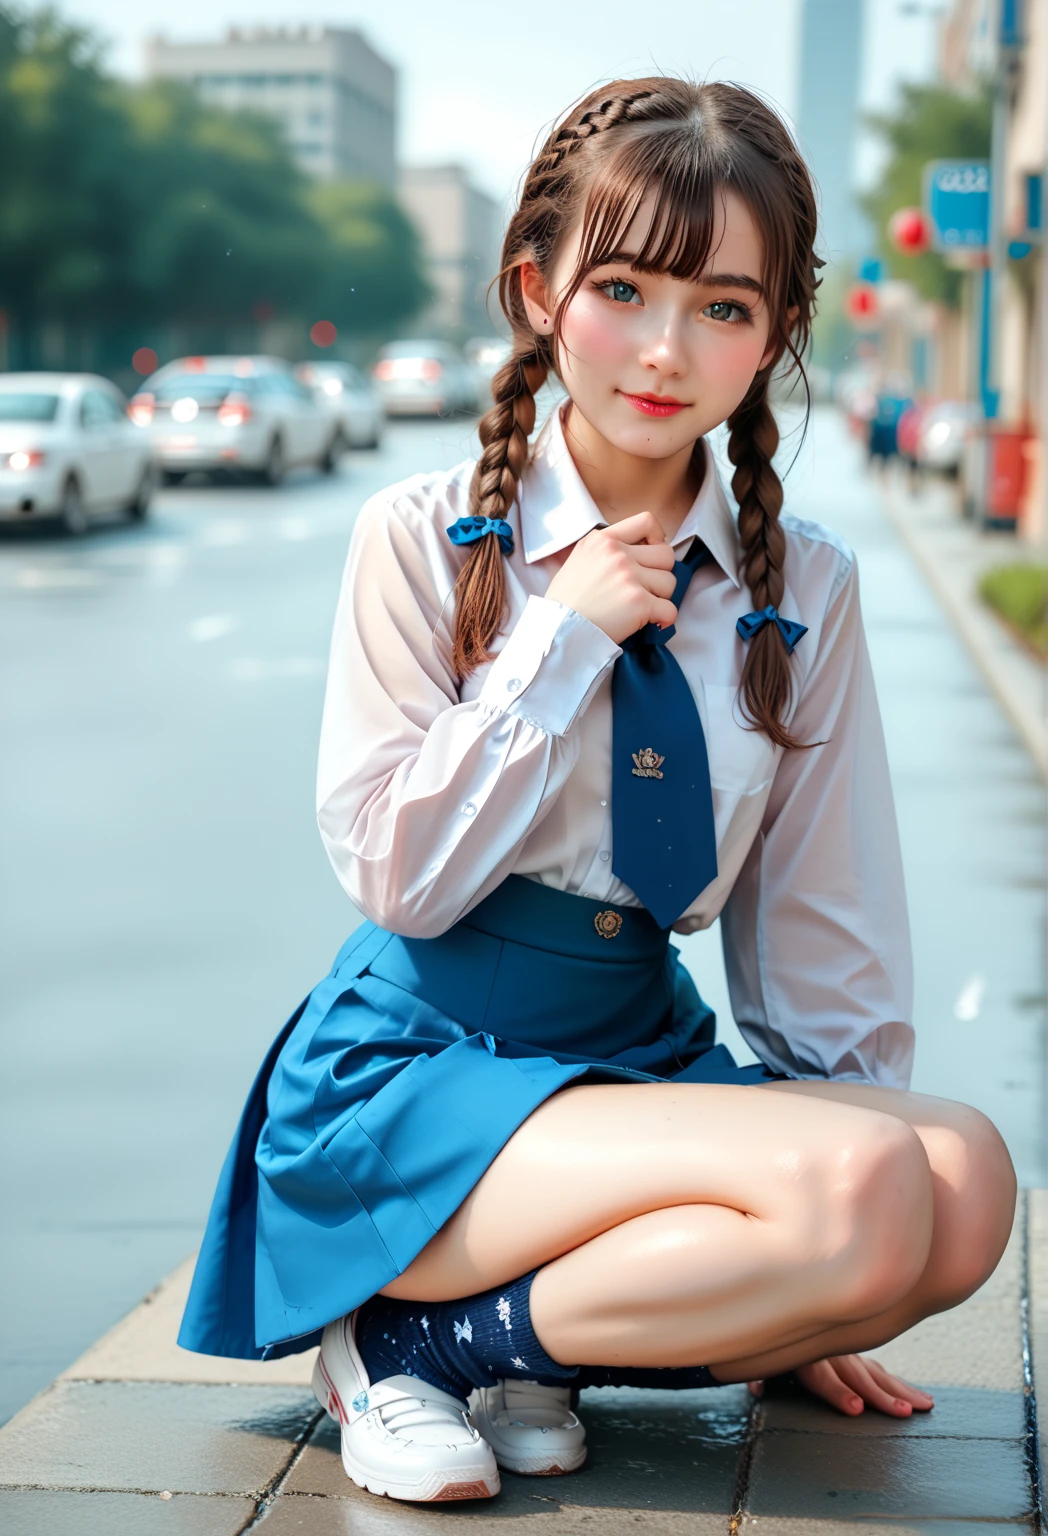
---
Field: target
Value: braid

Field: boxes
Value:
[452,86,658,678]
[727,376,804,751]
[452,347,548,676]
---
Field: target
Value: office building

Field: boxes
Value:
[796,0,867,262]
[398,166,503,338]
[146,26,396,186]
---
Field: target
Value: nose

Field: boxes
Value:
[636,310,689,379]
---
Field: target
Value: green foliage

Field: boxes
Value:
[979,563,1048,657]
[0,4,427,336]
[860,81,992,309]
[306,182,432,333]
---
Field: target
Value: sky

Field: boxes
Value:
[65,0,942,212]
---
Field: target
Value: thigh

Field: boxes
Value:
[382,1080,919,1302]
[764,1080,1016,1301]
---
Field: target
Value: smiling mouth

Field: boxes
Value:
[620,392,688,417]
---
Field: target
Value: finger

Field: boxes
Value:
[833,1356,913,1418]
[748,1381,765,1398]
[626,541,677,570]
[646,597,679,630]
[797,1359,865,1415]
[864,1358,934,1410]
[634,567,678,601]
[605,511,667,546]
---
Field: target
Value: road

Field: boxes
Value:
[1,408,1044,1426]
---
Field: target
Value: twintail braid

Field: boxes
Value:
[727,373,803,750]
[455,86,661,677]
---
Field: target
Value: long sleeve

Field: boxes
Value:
[316,485,621,938]
[720,556,915,1087]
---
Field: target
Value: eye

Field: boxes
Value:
[597,278,643,306]
[703,300,750,324]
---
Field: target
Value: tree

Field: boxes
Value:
[0,3,428,349]
[860,80,992,309]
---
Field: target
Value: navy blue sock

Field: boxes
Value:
[354,1271,578,1401]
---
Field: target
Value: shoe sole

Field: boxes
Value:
[312,1356,500,1502]
[489,1444,588,1476]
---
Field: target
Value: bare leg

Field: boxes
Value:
[383,1083,936,1369]
[707,1080,1015,1381]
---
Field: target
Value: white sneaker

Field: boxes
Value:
[468,1378,587,1476]
[312,1312,500,1502]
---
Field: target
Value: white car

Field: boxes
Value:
[129,356,339,485]
[917,400,982,475]
[0,373,155,534]
[373,341,478,417]
[294,361,384,449]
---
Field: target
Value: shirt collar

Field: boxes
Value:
[517,402,741,588]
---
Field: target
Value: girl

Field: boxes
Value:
[180,78,1015,1504]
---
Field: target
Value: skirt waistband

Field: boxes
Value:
[459,875,667,963]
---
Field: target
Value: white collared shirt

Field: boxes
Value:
[317,407,914,1087]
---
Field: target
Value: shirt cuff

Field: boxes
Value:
[478,595,621,736]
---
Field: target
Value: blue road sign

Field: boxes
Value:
[924,160,991,253]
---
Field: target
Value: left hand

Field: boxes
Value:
[748,1354,934,1417]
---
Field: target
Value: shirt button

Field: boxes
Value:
[600,799,607,808]
[599,850,611,862]
[461,802,477,817]
[507,677,522,693]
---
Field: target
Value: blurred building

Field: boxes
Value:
[145,26,396,186]
[398,167,503,340]
[797,0,868,263]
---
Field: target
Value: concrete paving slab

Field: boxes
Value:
[759,1382,1024,1438]
[739,1521,1034,1536]
[0,1489,256,1535]
[1026,1187,1048,1476]
[746,1431,1032,1521]
[290,1389,746,1514]
[61,1255,316,1388]
[0,1380,317,1496]
[263,1490,727,1533]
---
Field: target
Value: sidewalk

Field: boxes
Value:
[880,469,1047,780]
[0,1191,1044,1532]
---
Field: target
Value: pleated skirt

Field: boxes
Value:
[178,876,776,1361]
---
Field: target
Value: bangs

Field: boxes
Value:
[574,129,727,286]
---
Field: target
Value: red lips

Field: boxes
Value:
[620,391,688,417]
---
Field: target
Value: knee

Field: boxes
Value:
[809,1112,934,1323]
[922,1106,1016,1310]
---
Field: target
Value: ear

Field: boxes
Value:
[519,259,553,335]
[759,305,799,371]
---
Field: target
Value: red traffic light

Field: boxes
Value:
[888,206,931,255]
[846,282,879,325]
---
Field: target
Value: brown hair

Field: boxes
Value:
[454,78,820,749]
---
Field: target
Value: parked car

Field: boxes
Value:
[917,400,982,476]
[372,340,477,417]
[294,360,383,449]
[129,356,339,485]
[0,372,155,534]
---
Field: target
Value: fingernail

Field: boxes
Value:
[849,1396,863,1412]
[895,1399,912,1411]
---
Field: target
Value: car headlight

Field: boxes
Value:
[5,450,46,471]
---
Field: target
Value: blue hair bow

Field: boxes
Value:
[736,605,808,654]
[446,515,515,556]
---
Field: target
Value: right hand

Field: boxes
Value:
[545,511,678,645]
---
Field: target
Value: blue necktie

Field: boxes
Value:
[611,542,717,929]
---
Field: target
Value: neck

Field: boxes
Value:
[562,402,704,541]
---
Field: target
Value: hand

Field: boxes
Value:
[747,1354,934,1417]
[545,511,678,645]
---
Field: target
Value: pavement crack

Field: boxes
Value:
[728,1393,763,1534]
[1022,1190,1046,1533]
[238,1406,325,1531]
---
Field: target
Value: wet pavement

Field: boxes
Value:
[1,405,1045,1525]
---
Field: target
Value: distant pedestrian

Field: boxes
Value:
[179,78,1015,1506]
[868,381,913,469]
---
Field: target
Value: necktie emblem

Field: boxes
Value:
[594,910,623,939]
[631,748,665,779]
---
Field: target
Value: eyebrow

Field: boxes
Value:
[593,254,765,296]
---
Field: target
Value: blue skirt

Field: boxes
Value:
[178,876,776,1361]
